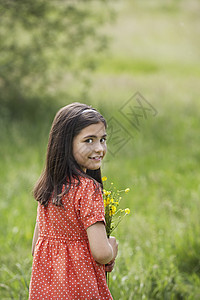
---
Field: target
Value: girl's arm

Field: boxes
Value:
[32,222,39,256]
[86,221,118,265]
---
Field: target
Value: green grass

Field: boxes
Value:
[1,0,200,299]
[97,56,200,76]
[101,99,200,299]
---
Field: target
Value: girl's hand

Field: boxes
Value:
[108,236,118,260]
[105,259,115,273]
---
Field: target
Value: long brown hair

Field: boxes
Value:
[33,102,107,206]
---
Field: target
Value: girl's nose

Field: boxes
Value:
[94,141,105,153]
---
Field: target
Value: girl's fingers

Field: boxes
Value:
[105,261,115,272]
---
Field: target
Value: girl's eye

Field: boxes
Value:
[85,138,93,144]
[100,137,107,143]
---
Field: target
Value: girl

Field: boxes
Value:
[29,103,118,300]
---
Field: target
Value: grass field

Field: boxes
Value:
[1,0,200,299]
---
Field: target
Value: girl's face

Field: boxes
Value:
[73,122,107,172]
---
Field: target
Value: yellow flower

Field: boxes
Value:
[103,178,132,237]
[106,198,110,205]
[109,205,116,216]
[125,208,130,214]
[103,190,108,196]
[103,190,111,196]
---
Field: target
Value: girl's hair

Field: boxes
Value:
[33,102,107,206]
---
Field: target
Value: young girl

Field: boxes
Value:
[29,103,118,300]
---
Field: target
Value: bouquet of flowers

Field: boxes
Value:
[102,176,131,238]
[102,176,131,285]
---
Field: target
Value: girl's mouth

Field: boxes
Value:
[89,156,102,161]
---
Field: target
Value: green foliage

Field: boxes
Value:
[1,100,200,299]
[1,0,200,299]
[0,0,112,119]
[175,225,200,275]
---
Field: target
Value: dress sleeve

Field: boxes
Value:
[79,179,105,230]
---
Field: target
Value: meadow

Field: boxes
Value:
[1,0,200,299]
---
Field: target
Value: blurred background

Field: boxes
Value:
[0,0,200,299]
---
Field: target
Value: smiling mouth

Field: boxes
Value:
[88,156,102,161]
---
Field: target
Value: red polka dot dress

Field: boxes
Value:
[29,177,113,300]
